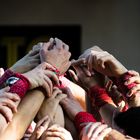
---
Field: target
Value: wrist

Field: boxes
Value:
[110,71,137,99]
[74,112,96,132]
[114,68,128,78]
[0,69,30,98]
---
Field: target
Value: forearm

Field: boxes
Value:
[99,104,119,127]
[0,88,45,140]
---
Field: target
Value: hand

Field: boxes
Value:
[70,59,105,90]
[59,76,87,110]
[0,87,20,122]
[79,46,127,77]
[60,88,84,121]
[37,87,67,122]
[29,115,50,140]
[10,47,40,73]
[41,124,73,140]
[124,70,140,97]
[79,46,102,59]
[23,62,59,97]
[80,122,112,140]
[40,38,71,75]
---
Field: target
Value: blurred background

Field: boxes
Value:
[0,0,140,71]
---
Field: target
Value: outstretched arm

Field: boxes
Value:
[0,88,45,140]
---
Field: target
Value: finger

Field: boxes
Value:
[44,76,53,95]
[52,88,62,99]
[0,106,13,122]
[36,115,49,127]
[42,80,51,97]
[46,130,66,139]
[32,53,40,59]
[87,55,94,74]
[91,124,108,138]
[127,70,139,76]
[45,70,59,85]
[82,66,91,77]
[125,76,140,85]
[71,58,86,67]
[54,126,70,134]
[63,43,69,51]
[68,70,79,83]
[87,122,101,138]
[55,93,67,102]
[127,84,140,97]
[97,127,112,140]
[49,38,54,45]
[2,98,17,113]
[105,80,113,92]
[29,49,40,56]
[0,86,10,93]
[97,55,108,69]
[35,116,51,139]
[2,92,20,102]
[33,42,43,50]
[55,38,63,50]
[42,42,51,51]
[40,62,56,71]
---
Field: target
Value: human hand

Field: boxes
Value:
[40,124,73,140]
[37,87,67,122]
[40,38,71,75]
[70,59,105,90]
[0,86,20,122]
[79,46,127,78]
[59,76,87,110]
[60,88,84,121]
[29,115,50,140]
[23,62,59,97]
[10,47,40,73]
[80,122,112,140]
[124,70,140,97]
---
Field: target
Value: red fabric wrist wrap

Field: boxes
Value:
[0,69,15,86]
[110,72,137,98]
[74,112,96,132]
[9,73,30,98]
[89,85,114,109]
[0,69,30,98]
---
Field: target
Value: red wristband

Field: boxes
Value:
[9,73,30,98]
[89,85,115,109]
[110,72,137,98]
[74,112,96,132]
[0,69,30,98]
[0,69,15,87]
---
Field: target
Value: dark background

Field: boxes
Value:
[0,25,81,69]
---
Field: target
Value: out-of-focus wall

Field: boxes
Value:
[0,0,140,71]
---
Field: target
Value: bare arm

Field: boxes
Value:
[0,88,45,140]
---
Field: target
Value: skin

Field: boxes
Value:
[30,115,73,140]
[0,87,20,134]
[0,62,59,136]
[10,47,40,73]
[40,38,71,75]
[36,88,67,127]
[0,89,45,140]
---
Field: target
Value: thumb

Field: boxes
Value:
[1,86,10,92]
[55,93,67,102]
[68,69,79,83]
